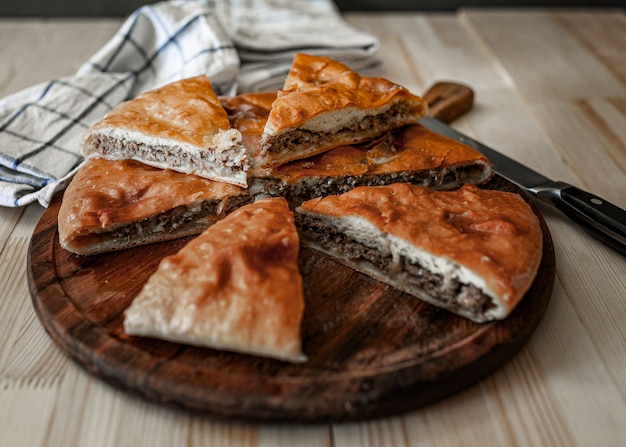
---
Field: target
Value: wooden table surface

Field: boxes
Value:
[1,8,625,447]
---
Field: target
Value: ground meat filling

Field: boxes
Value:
[297,215,497,319]
[92,135,246,172]
[103,201,220,246]
[78,194,253,249]
[264,103,412,155]
[251,163,489,207]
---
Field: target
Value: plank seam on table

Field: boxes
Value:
[481,376,518,445]
[456,9,579,186]
[458,9,626,207]
[397,35,426,88]
[607,97,626,130]
[574,99,626,173]
[456,9,519,91]
[0,208,25,257]
[0,238,33,372]
[552,11,626,90]
[554,262,626,400]
[518,339,575,446]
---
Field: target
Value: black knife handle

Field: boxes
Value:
[533,182,626,256]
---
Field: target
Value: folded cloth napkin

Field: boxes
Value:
[0,0,379,208]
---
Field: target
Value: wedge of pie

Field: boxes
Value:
[82,75,249,187]
[250,123,492,206]
[123,197,307,363]
[296,183,542,323]
[256,53,428,171]
[58,158,251,255]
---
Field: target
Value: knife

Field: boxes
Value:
[421,82,626,256]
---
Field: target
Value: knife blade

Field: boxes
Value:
[420,115,626,256]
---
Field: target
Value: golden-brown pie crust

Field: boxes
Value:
[267,124,492,184]
[297,183,542,321]
[83,75,248,186]
[58,158,247,255]
[123,197,307,363]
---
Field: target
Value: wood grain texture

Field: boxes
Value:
[459,13,626,437]
[27,177,554,422]
[459,10,626,207]
[3,10,625,447]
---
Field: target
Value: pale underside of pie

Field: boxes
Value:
[58,158,250,255]
[123,197,307,363]
[296,183,543,323]
[82,75,249,187]
[257,53,429,170]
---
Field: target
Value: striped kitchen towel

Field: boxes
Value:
[0,0,379,207]
[214,0,381,92]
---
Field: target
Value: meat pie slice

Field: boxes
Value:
[58,158,251,255]
[250,124,492,207]
[124,197,307,363]
[296,183,543,323]
[82,75,248,187]
[257,53,428,171]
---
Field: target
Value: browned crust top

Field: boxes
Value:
[266,53,427,132]
[125,197,305,361]
[266,124,492,182]
[88,75,233,147]
[58,158,244,244]
[298,183,543,310]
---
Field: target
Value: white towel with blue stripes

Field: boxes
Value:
[0,0,379,207]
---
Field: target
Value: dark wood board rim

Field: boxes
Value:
[27,176,555,422]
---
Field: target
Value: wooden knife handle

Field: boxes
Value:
[422,81,474,124]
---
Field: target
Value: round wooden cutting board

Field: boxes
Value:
[27,176,555,422]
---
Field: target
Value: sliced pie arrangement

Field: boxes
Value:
[58,53,543,362]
